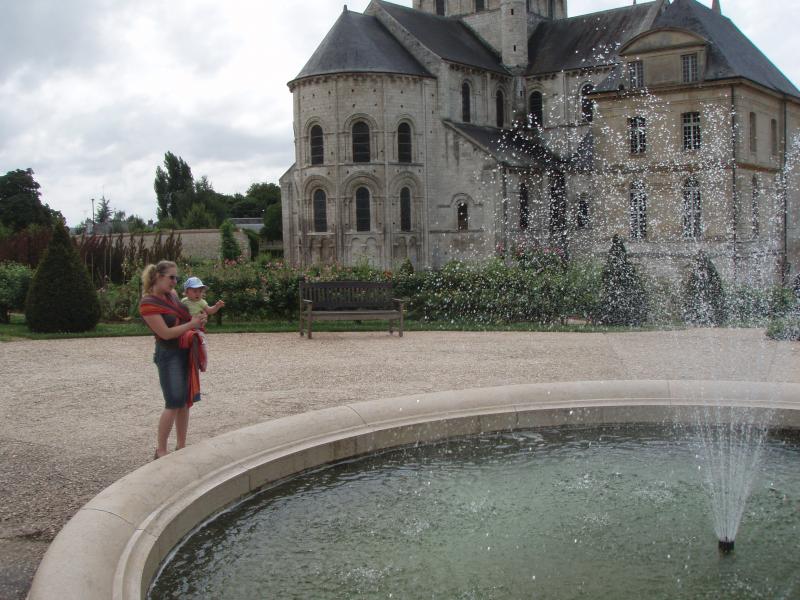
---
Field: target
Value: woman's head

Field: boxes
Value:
[141,261,178,296]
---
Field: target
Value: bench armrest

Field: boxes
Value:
[392,298,409,307]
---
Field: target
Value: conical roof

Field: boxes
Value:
[291,8,431,84]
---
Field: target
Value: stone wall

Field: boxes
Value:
[110,229,250,261]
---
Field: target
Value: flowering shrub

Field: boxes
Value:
[0,262,33,323]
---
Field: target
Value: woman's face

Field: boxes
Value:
[157,267,178,294]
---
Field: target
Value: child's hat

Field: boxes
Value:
[183,276,207,290]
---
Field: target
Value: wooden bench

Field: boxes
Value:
[299,281,406,339]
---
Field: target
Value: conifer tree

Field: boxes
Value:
[219,219,241,260]
[25,224,100,332]
[682,251,726,326]
[598,235,647,325]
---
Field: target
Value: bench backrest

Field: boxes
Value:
[300,281,394,310]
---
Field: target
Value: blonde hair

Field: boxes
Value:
[141,260,177,296]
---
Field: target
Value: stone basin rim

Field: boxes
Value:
[27,379,800,600]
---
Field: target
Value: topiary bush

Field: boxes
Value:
[598,235,647,326]
[0,261,33,323]
[25,224,100,332]
[219,219,241,261]
[682,251,726,326]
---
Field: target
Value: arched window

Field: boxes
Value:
[400,188,412,232]
[310,125,324,165]
[398,123,412,163]
[475,0,485,11]
[436,0,445,15]
[313,189,327,233]
[519,182,529,230]
[457,201,469,231]
[529,91,543,127]
[629,181,647,240]
[352,121,370,163]
[682,178,701,240]
[462,81,471,123]
[495,90,505,128]
[751,176,760,238]
[549,0,556,18]
[581,84,595,123]
[356,187,371,232]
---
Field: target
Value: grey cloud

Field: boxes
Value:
[0,0,112,83]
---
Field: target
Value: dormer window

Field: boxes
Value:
[628,61,644,89]
[682,53,698,83]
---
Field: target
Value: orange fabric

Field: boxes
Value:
[179,330,207,408]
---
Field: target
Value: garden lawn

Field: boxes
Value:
[0,313,660,341]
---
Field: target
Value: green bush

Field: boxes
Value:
[642,276,682,326]
[766,312,800,341]
[219,220,241,261]
[598,236,647,326]
[0,262,33,323]
[97,282,140,321]
[243,229,260,259]
[25,225,100,332]
[682,251,726,326]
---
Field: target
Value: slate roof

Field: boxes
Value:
[526,2,658,76]
[445,121,562,169]
[375,1,509,75]
[652,0,799,97]
[292,9,431,83]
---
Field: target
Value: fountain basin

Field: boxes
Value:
[28,380,800,600]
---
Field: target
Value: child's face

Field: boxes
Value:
[186,287,205,300]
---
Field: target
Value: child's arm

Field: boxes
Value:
[205,299,225,315]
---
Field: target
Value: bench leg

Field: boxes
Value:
[299,314,304,337]
[389,321,393,336]
[307,314,313,340]
[399,313,404,338]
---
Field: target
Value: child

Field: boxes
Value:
[181,277,225,321]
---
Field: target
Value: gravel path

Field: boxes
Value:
[1,329,797,599]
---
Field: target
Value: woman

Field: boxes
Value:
[139,261,206,459]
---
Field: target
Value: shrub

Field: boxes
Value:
[793,273,800,301]
[0,225,53,267]
[0,262,33,323]
[219,220,241,260]
[25,225,100,332]
[766,312,800,341]
[243,229,260,259]
[598,235,647,326]
[97,282,140,321]
[77,231,183,286]
[682,251,726,326]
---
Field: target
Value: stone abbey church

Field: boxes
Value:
[280,0,800,283]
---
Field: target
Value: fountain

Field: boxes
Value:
[28,381,800,599]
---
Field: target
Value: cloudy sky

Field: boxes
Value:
[2,0,798,226]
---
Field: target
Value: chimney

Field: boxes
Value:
[712,0,721,14]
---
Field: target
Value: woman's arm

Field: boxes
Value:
[142,312,206,339]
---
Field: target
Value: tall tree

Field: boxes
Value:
[0,169,53,232]
[154,152,195,222]
[94,196,112,223]
[246,182,281,210]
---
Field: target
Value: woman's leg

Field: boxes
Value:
[157,408,177,457]
[175,407,190,450]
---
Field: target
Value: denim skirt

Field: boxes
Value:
[153,344,192,409]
